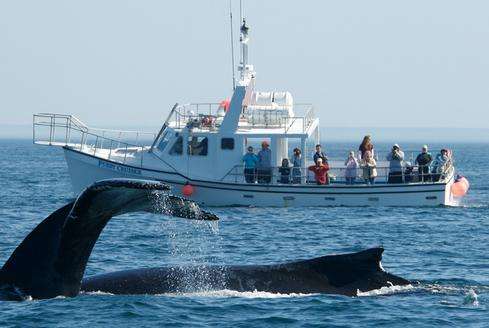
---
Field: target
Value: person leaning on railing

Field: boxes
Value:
[242,146,259,183]
[415,145,433,182]
[308,158,330,185]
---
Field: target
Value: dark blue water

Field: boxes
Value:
[0,139,487,327]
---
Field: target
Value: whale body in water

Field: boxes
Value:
[0,179,409,300]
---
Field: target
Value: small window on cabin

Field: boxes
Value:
[169,136,183,155]
[157,131,171,152]
[188,136,208,156]
[221,138,234,150]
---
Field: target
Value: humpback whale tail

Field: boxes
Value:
[0,179,217,300]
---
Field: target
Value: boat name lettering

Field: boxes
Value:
[98,160,142,175]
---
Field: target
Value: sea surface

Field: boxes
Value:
[0,139,487,327]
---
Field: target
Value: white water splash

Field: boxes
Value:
[165,289,317,299]
[83,290,115,296]
[357,284,415,297]
[463,289,479,306]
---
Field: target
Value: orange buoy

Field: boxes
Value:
[182,184,194,197]
[451,176,469,197]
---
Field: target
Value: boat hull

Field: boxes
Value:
[64,148,454,207]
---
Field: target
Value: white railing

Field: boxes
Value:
[33,113,157,167]
[166,103,316,134]
[220,163,454,185]
[242,103,315,133]
[167,103,223,130]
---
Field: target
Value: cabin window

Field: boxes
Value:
[156,131,171,152]
[169,136,183,155]
[188,136,208,156]
[221,138,234,150]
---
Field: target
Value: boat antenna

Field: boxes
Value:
[239,0,243,65]
[229,0,236,91]
[239,0,243,26]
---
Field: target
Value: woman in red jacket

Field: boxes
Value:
[308,158,330,185]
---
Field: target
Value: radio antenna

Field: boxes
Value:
[229,0,236,90]
[239,0,243,24]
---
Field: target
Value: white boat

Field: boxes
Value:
[33,19,458,207]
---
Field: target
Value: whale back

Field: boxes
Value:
[80,248,410,296]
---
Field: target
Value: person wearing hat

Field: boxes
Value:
[308,157,330,185]
[415,145,432,182]
[257,141,272,183]
[386,143,405,183]
[242,146,259,183]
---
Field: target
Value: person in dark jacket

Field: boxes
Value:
[386,144,405,183]
[415,145,432,182]
[278,158,291,184]
[313,144,328,165]
[291,148,302,184]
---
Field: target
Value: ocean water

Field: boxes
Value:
[0,139,487,327]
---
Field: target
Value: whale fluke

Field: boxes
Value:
[0,179,216,300]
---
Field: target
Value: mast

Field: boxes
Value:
[229,0,236,91]
[237,18,255,86]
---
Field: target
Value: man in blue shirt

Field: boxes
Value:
[242,146,259,183]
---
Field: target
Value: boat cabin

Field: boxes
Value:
[150,84,319,183]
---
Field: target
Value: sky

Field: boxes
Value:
[1,0,489,138]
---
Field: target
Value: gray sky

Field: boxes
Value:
[1,0,489,130]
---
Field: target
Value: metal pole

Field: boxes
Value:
[229,0,236,91]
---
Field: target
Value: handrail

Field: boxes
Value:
[165,102,316,133]
[220,162,454,185]
[33,113,155,168]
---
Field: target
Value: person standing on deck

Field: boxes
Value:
[308,158,330,185]
[386,144,405,183]
[313,144,328,165]
[344,151,359,185]
[361,151,378,185]
[278,158,291,184]
[358,135,374,160]
[257,141,272,183]
[432,148,450,181]
[292,148,302,184]
[415,145,432,182]
[242,146,259,183]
